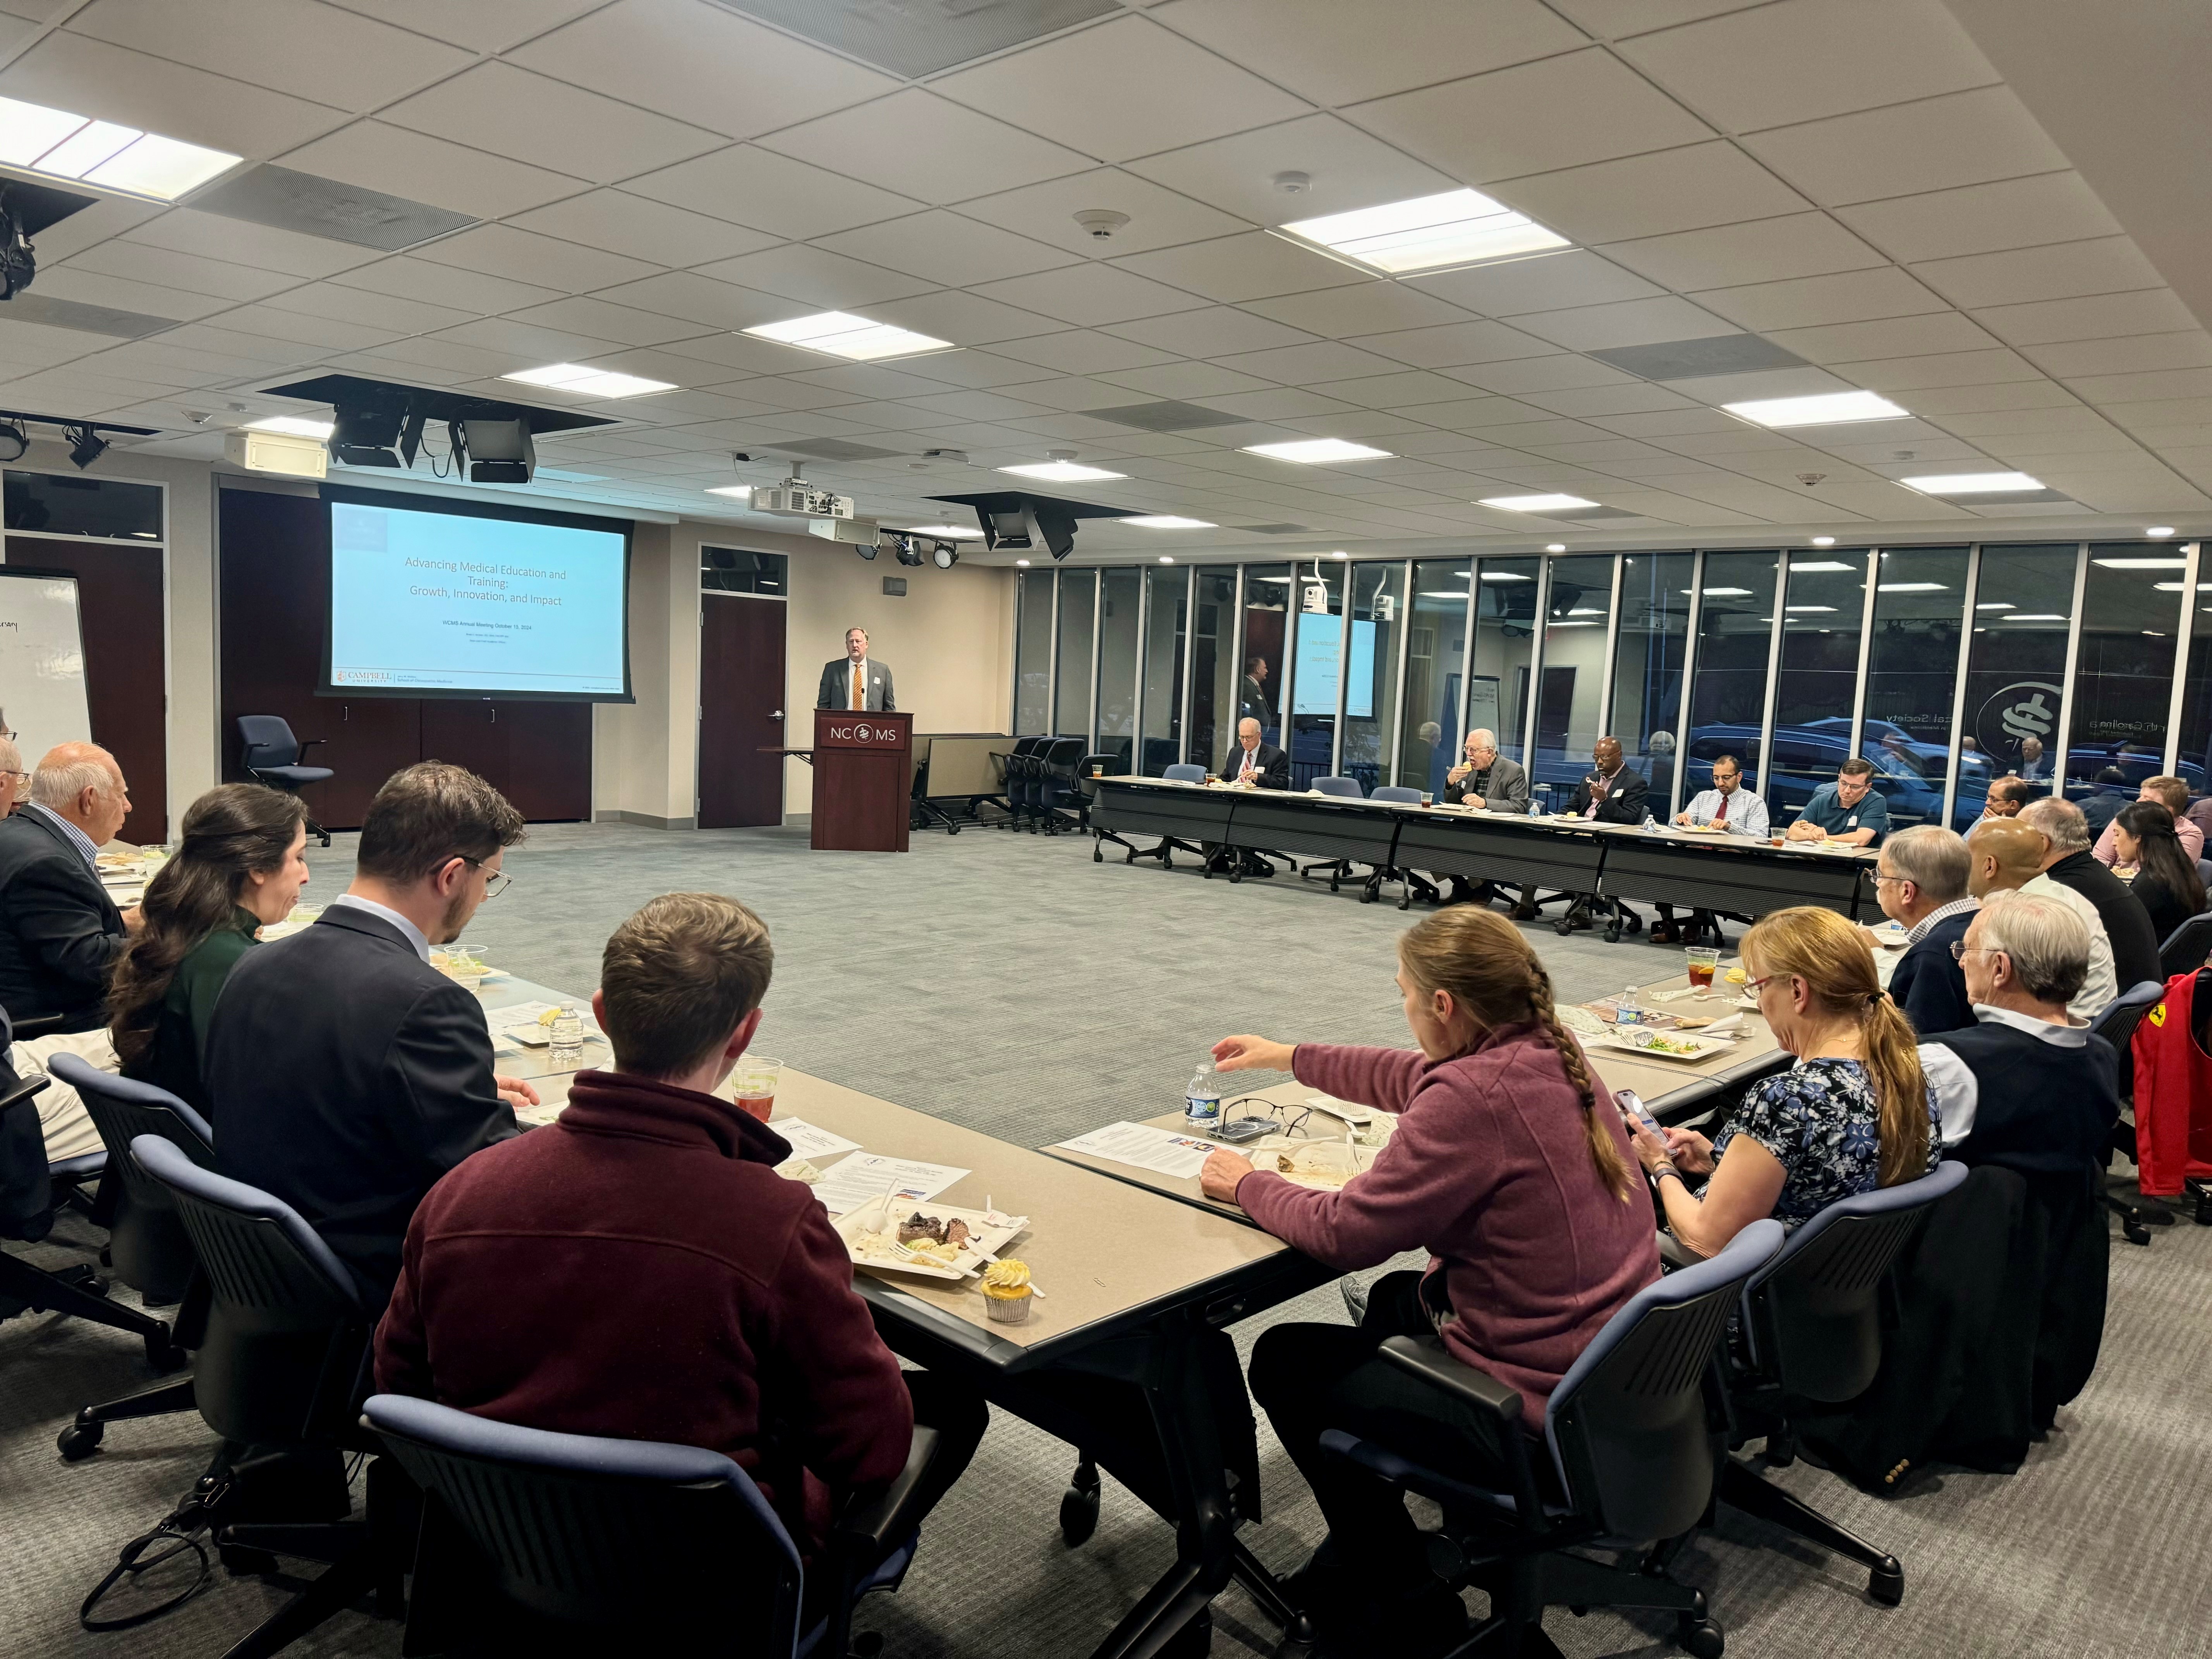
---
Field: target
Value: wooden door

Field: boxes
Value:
[320,698,424,824]
[7,534,168,844]
[497,700,592,821]
[698,593,787,828]
[419,700,508,795]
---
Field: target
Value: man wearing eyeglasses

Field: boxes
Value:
[1440,728,1526,905]
[0,732,26,814]
[206,762,539,1308]
[1865,824,1978,1036]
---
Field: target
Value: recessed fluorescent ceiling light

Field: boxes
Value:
[901,522,984,538]
[2146,526,2176,537]
[1566,607,1604,616]
[1682,587,1753,597]
[1723,390,1909,428]
[503,364,675,398]
[1811,536,1837,547]
[1877,582,1947,592]
[2153,581,2212,591]
[706,485,751,498]
[1242,438,1393,464]
[996,459,1126,481]
[1122,515,1216,529]
[1901,471,2044,494]
[2001,613,2068,621]
[1790,560,1853,572]
[1976,602,2014,610]
[1480,493,1597,512]
[2092,556,2190,568]
[1785,605,1838,613]
[1277,187,1569,276]
[246,415,334,440]
[1549,620,1601,627]
[742,311,951,361]
[0,94,240,201]
[1479,571,1532,582]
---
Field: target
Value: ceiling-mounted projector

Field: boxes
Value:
[752,463,855,520]
[807,516,879,546]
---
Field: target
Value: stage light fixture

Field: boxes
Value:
[932,541,958,569]
[329,403,405,467]
[65,422,106,468]
[0,189,34,300]
[893,534,926,568]
[0,421,25,461]
[462,416,534,483]
[856,539,878,560]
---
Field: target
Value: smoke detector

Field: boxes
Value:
[1073,208,1130,240]
[1274,171,1312,195]
[1796,472,1827,487]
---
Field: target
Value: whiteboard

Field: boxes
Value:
[0,567,93,761]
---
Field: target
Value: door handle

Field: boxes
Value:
[770,711,784,719]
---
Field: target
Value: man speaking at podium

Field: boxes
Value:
[816,626,895,714]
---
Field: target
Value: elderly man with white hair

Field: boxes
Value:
[1917,890,2120,1180]
[0,730,29,815]
[0,741,138,1032]
[1439,728,1527,905]
[2019,796,2163,996]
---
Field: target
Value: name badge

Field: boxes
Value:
[1847,815,1858,828]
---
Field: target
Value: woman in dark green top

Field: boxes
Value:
[108,785,309,1113]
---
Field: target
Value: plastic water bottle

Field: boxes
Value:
[1533,782,1553,816]
[1616,985,1642,1027]
[1642,809,1660,834]
[550,1006,585,1070]
[1184,1062,1224,1132]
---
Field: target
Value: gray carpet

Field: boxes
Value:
[4,820,2207,1659]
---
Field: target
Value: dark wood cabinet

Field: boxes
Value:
[219,488,593,830]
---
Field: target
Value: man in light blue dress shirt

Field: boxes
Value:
[1651,752,1769,945]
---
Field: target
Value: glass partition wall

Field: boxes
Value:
[1012,541,2203,817]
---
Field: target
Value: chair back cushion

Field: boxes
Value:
[365,1394,802,1651]
[1547,1219,1783,1542]
[235,715,299,769]
[2159,912,2212,977]
[55,1056,213,1304]
[1163,763,1206,783]
[2090,979,2167,1049]
[1370,785,1422,804]
[1312,775,1363,798]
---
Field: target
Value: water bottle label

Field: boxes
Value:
[1185,1092,1222,1126]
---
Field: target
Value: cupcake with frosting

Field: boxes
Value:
[981,1259,1033,1324]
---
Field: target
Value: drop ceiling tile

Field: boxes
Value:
[862,289,1068,348]
[1740,88,2069,209]
[955,168,1250,260]
[507,191,782,270]
[1516,383,1702,418]
[320,0,601,53]
[1211,340,1407,385]
[15,196,162,264]
[2022,332,2212,380]
[579,271,787,332]
[1934,405,2122,440]
[380,62,725,186]
[1690,267,1949,332]
[261,282,476,334]
[688,246,938,311]
[973,264,1210,327]
[1599,213,1888,291]
[760,91,1091,210]
[278,121,587,219]
[1125,112,1459,227]
[1587,407,1741,437]
[67,240,297,303]
[1656,365,1852,403]
[211,302,401,352]
[625,147,921,240]
[1613,0,1996,135]
[1159,386,1355,422]
[1903,380,2081,416]
[1349,48,1713,186]
[1351,319,1560,368]
[1403,251,1663,319]
[119,210,377,280]
[333,256,565,317]
[1765,311,2001,365]
[502,297,716,348]
[988,331,1184,374]
[1831,172,2123,265]
[431,316,629,366]
[1978,291,2201,349]
[1091,361,1275,399]
[69,0,473,113]
[1492,143,1810,246]
[1104,306,1317,357]
[1111,232,1365,304]
[1910,237,2166,310]
[931,14,1309,163]
[1443,355,1637,395]
[1303,369,1483,408]
[812,212,1077,290]
[29,267,227,322]
[413,225,663,296]
[1833,347,2042,391]
[506,0,898,140]
[1508,295,1738,352]
[0,28,338,158]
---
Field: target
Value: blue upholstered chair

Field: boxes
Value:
[1366,784,1443,909]
[235,715,333,847]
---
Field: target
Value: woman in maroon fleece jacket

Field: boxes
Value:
[1198,906,1657,1650]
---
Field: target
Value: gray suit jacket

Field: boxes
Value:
[816,658,895,713]
[1444,754,1530,812]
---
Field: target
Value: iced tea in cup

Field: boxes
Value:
[1685,946,1719,993]
[732,1054,781,1122]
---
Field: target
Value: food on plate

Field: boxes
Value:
[774,1157,821,1183]
[1627,1031,1705,1057]
[897,1212,946,1245]
[1724,967,1747,984]
[944,1218,972,1250]
[982,1258,1034,1324]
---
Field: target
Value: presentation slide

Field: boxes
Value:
[326,500,628,698]
[1291,616,1377,718]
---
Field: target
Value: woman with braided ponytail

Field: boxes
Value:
[108,784,309,1113]
[1201,906,1657,1654]
[1631,905,1938,1261]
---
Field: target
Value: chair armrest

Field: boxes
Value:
[294,739,328,759]
[9,1013,66,1041]
[0,1073,51,1115]
[834,1424,941,1556]
[1379,1336,1522,1427]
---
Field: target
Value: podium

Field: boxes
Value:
[804,709,911,852]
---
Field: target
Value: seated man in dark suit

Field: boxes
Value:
[1918,891,2119,1178]
[0,743,138,1031]
[1870,824,1978,1035]
[375,891,986,1583]
[2020,797,2163,995]
[1534,735,1649,932]
[1210,717,1291,876]
[204,762,539,1307]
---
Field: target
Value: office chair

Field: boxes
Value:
[1033,737,1090,836]
[1120,762,1212,871]
[236,716,334,848]
[130,1134,407,1657]
[1081,753,1139,862]
[1367,785,1442,909]
[2160,911,2212,977]
[49,1055,214,1460]
[1295,775,1367,890]
[2094,979,2180,1245]
[905,739,963,836]
[1252,1221,1784,1659]
[0,1016,187,1372]
[1721,1161,1969,1607]
[366,1393,936,1659]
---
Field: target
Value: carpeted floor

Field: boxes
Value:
[4,819,2207,1659]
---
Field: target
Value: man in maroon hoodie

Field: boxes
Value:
[374,892,985,1567]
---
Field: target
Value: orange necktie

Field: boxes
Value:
[852,664,864,709]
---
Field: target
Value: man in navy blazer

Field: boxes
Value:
[205,763,539,1306]
[1870,824,1978,1036]
[0,743,136,1031]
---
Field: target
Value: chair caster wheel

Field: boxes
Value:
[221,1545,280,1577]
[1398,891,1412,910]
[1328,878,1340,893]
[1229,867,1243,884]
[1869,1559,1904,1606]
[1677,1615,1725,1658]
[1604,924,1623,943]
[57,1420,103,1460]
[1094,846,1103,862]
[2124,1220,2152,1246]
[1764,1431,1797,1468]
[145,1333,188,1372]
[1060,1464,1101,1546]
[948,823,960,835]
[1556,919,1573,936]
[1510,904,1537,921]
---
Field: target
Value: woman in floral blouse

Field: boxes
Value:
[1630,905,1940,1257]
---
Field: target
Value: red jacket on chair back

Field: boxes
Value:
[2132,972,2212,1196]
